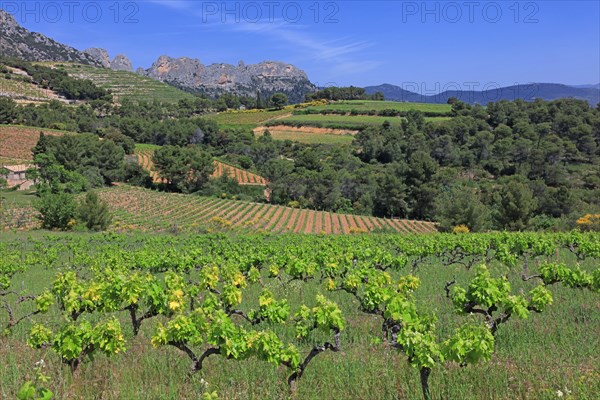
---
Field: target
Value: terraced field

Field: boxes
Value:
[97,185,437,234]
[135,145,267,186]
[0,65,69,103]
[40,62,195,104]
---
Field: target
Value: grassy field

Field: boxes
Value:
[0,189,38,230]
[274,113,404,129]
[255,128,355,145]
[40,62,196,104]
[0,188,37,207]
[302,100,452,114]
[270,114,451,130]
[0,233,597,399]
[206,109,292,130]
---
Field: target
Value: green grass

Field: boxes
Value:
[254,128,355,145]
[0,189,37,207]
[134,143,161,152]
[0,156,28,164]
[206,109,292,130]
[0,233,597,399]
[303,100,452,114]
[270,114,451,131]
[206,102,451,134]
[277,113,404,128]
[39,62,196,104]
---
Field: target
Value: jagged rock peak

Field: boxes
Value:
[0,8,18,28]
[84,48,111,68]
[111,54,133,72]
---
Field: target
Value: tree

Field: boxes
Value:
[0,97,17,124]
[32,133,125,186]
[256,91,265,109]
[78,191,112,231]
[35,192,78,230]
[374,164,409,218]
[0,167,7,189]
[270,93,288,110]
[493,178,537,230]
[104,130,135,154]
[153,145,214,193]
[434,185,490,232]
[370,91,385,101]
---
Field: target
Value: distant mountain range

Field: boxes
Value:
[364,83,600,105]
[0,9,315,102]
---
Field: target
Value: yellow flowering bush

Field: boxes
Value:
[453,224,470,234]
[576,214,600,231]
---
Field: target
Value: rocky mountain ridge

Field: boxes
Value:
[1,9,315,102]
[83,48,133,72]
[0,10,101,66]
[139,55,315,102]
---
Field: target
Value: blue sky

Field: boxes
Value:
[4,1,599,90]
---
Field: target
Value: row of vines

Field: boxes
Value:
[1,232,599,399]
[97,185,436,234]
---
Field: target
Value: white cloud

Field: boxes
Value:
[148,2,380,78]
[231,20,379,76]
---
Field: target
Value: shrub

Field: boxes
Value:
[78,191,112,231]
[35,192,78,230]
[453,224,470,234]
[576,213,600,231]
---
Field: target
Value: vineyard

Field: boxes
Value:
[134,147,268,186]
[0,232,598,399]
[41,62,196,104]
[0,125,67,163]
[96,185,435,234]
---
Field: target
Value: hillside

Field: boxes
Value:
[0,9,317,102]
[0,10,101,66]
[0,125,68,164]
[0,65,66,103]
[97,185,436,234]
[135,145,268,186]
[44,62,195,104]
